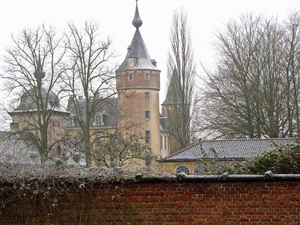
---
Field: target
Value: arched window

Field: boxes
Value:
[174,165,190,175]
[193,164,207,175]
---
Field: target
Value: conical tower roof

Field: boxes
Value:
[116,0,159,72]
[162,68,182,105]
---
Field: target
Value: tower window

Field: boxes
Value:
[145,156,151,167]
[145,73,150,80]
[145,131,150,145]
[110,157,115,167]
[56,145,61,157]
[145,111,150,120]
[145,92,149,101]
[129,74,133,80]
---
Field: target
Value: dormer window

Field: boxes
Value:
[93,114,103,126]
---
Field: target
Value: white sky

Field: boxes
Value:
[0,0,299,102]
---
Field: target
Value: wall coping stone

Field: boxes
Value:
[134,171,300,183]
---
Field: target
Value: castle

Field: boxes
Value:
[8,1,176,166]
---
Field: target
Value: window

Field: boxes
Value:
[97,135,101,148]
[97,159,101,167]
[161,136,163,150]
[95,115,103,126]
[56,145,61,157]
[164,136,167,150]
[67,116,74,127]
[129,73,133,80]
[193,165,207,175]
[145,156,151,167]
[145,92,149,101]
[110,157,115,167]
[118,92,121,102]
[145,73,150,80]
[145,111,150,120]
[174,165,190,175]
[145,131,150,145]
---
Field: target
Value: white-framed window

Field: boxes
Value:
[93,114,103,126]
[145,92,149,101]
[145,131,150,145]
[174,165,190,175]
[145,111,150,120]
[67,116,75,127]
[129,73,133,80]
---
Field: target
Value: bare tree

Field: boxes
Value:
[162,9,195,153]
[2,26,66,162]
[63,21,116,167]
[93,131,155,168]
[281,11,300,137]
[201,13,300,139]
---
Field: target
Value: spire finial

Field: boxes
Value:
[132,0,143,29]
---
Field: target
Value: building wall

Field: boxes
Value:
[159,161,238,175]
[160,131,171,158]
[1,178,300,224]
[10,111,68,157]
[160,161,200,175]
[161,104,187,154]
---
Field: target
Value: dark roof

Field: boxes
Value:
[15,87,61,111]
[160,138,296,162]
[162,69,181,105]
[67,97,118,128]
[116,1,159,72]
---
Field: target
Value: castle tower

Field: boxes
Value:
[162,68,190,154]
[116,0,161,158]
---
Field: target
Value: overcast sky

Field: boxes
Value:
[0,0,299,100]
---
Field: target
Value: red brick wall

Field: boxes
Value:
[1,179,300,224]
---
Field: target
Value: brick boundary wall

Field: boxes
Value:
[1,173,300,224]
